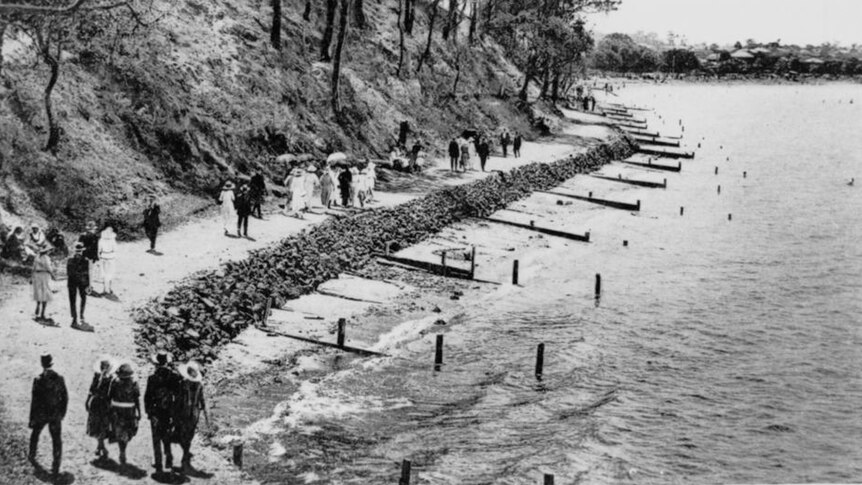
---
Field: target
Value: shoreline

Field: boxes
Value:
[0,110,622,484]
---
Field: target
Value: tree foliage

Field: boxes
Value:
[592,33,658,72]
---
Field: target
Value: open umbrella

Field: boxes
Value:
[326,152,348,164]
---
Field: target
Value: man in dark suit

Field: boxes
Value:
[145,352,180,474]
[28,354,68,479]
[67,242,92,331]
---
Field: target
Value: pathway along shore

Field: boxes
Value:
[0,110,623,484]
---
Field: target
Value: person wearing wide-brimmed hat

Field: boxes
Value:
[218,181,236,236]
[249,171,266,219]
[98,224,117,296]
[107,362,141,466]
[145,351,181,473]
[319,164,335,209]
[86,355,115,459]
[174,361,208,473]
[302,165,319,211]
[31,245,55,324]
[28,354,67,479]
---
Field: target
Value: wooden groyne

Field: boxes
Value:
[623,160,682,172]
[541,191,641,211]
[592,175,667,189]
[376,254,474,279]
[637,147,695,159]
[481,217,590,242]
[631,135,680,147]
[619,126,661,137]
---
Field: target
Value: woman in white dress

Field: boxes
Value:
[219,181,236,235]
[287,169,306,218]
[349,166,361,208]
[98,225,117,295]
[303,166,318,210]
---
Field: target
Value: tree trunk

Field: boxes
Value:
[0,22,6,77]
[452,49,463,95]
[551,71,560,103]
[518,71,532,102]
[320,0,338,61]
[303,0,311,21]
[539,69,550,99]
[404,0,414,35]
[395,0,405,76]
[331,0,352,114]
[468,1,476,44]
[416,0,441,73]
[41,41,60,152]
[442,0,457,40]
[354,0,366,29]
[270,0,282,49]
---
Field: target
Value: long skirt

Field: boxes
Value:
[101,259,116,289]
[320,185,332,206]
[86,401,110,439]
[220,203,234,231]
[32,272,52,302]
[109,407,139,443]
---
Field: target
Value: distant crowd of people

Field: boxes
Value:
[28,351,207,479]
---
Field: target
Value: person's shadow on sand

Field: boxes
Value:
[151,470,190,484]
[172,464,214,480]
[91,457,147,480]
[33,464,75,484]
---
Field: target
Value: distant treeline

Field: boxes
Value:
[590,33,862,77]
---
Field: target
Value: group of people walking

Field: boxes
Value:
[448,130,523,172]
[29,352,207,479]
[29,219,125,331]
[217,171,267,237]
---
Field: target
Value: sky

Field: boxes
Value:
[587,0,862,47]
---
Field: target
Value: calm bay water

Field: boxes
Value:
[252,84,862,484]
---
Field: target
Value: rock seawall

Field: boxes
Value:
[134,137,636,363]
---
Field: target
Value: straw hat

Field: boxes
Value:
[178,360,203,383]
[223,181,236,190]
[116,362,135,379]
[93,354,117,374]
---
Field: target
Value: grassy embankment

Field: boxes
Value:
[0,0,547,240]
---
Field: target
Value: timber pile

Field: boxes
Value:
[133,138,636,364]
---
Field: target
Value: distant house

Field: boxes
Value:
[731,49,755,61]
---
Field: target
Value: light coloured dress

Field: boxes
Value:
[31,254,53,302]
[287,174,306,214]
[98,228,117,293]
[320,170,335,207]
[219,188,235,232]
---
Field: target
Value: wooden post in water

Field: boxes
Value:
[530,220,535,228]
[434,335,444,370]
[636,200,641,211]
[233,443,243,468]
[717,185,721,194]
[441,252,447,277]
[512,260,520,285]
[544,474,555,484]
[663,178,667,189]
[728,214,733,221]
[618,173,623,180]
[680,206,685,216]
[743,171,747,178]
[595,274,602,299]
[337,318,346,348]
[715,166,718,175]
[589,191,593,198]
[535,343,545,378]
[399,460,411,485]
[623,240,628,247]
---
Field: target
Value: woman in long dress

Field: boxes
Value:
[460,141,471,171]
[365,160,377,202]
[98,225,117,295]
[287,169,306,217]
[320,166,335,209]
[31,246,55,322]
[108,363,141,466]
[175,361,207,473]
[218,181,236,235]
[349,166,361,208]
[86,355,115,459]
[303,167,318,211]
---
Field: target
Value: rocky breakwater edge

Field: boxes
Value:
[132,136,635,470]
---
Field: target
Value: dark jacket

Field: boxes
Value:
[249,174,266,200]
[145,366,180,419]
[448,140,460,158]
[30,369,68,425]
[66,254,90,288]
[78,232,99,261]
[235,189,252,217]
[143,204,161,231]
[513,135,522,149]
[338,169,352,190]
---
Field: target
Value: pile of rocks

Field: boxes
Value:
[134,138,635,363]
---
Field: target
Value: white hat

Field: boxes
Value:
[93,354,117,374]
[178,361,203,383]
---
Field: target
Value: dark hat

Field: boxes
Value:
[40,354,53,368]
[116,363,135,378]
[74,242,84,251]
